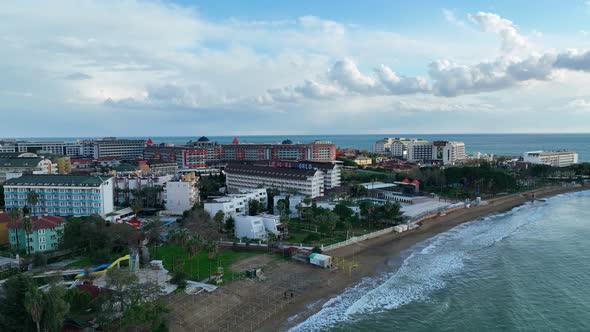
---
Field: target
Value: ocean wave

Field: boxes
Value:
[289,190,590,332]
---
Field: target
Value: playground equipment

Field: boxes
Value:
[75,254,131,279]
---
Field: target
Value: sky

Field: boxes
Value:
[3,0,590,137]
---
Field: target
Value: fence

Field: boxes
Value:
[322,201,467,252]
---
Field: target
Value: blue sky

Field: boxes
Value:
[2,0,590,137]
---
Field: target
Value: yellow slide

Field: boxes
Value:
[75,255,130,279]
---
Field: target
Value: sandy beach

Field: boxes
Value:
[260,185,589,332]
[166,185,588,332]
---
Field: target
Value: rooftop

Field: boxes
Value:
[0,157,44,168]
[7,215,67,230]
[225,163,318,180]
[4,174,110,187]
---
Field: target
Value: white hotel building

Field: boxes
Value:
[203,188,267,221]
[523,150,578,168]
[3,174,114,217]
[224,164,324,198]
[407,140,466,165]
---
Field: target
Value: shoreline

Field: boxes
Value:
[261,185,589,331]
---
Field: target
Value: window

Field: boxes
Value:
[39,237,45,243]
[39,244,46,250]
[38,229,45,234]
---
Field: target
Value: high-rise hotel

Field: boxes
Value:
[144,137,337,168]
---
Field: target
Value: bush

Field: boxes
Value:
[312,246,322,254]
[304,233,321,243]
[31,252,47,268]
[170,271,187,289]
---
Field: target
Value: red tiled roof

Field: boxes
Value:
[7,215,67,230]
[232,137,239,144]
[0,213,11,223]
[402,178,410,183]
[411,179,420,185]
[146,138,154,145]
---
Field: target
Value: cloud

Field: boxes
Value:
[374,64,431,94]
[468,12,529,52]
[64,72,92,80]
[566,98,590,109]
[327,58,377,93]
[442,9,466,27]
[554,49,590,71]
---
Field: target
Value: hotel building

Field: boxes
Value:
[0,157,56,183]
[407,140,466,165]
[164,173,199,214]
[144,137,337,169]
[83,138,146,160]
[7,215,67,253]
[203,188,267,221]
[523,150,578,168]
[3,174,114,217]
[224,164,325,198]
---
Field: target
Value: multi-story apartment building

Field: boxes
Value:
[84,138,146,160]
[0,157,56,183]
[144,137,337,169]
[203,188,267,221]
[164,173,199,214]
[224,164,325,198]
[407,141,466,165]
[114,174,173,205]
[407,140,433,162]
[7,215,67,253]
[433,141,466,165]
[523,150,578,167]
[3,174,114,217]
[267,161,342,189]
[13,141,84,156]
[234,214,286,240]
[373,138,395,154]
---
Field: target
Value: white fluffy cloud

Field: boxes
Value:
[3,2,590,135]
[468,11,530,53]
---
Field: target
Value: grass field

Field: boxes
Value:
[150,244,279,282]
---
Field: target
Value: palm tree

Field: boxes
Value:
[8,208,21,250]
[205,240,218,260]
[23,215,33,255]
[186,236,202,258]
[213,210,225,230]
[26,191,39,216]
[295,203,303,219]
[276,199,286,217]
[130,199,143,216]
[25,287,44,332]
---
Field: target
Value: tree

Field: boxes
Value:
[122,300,170,331]
[276,199,286,217]
[205,240,218,260]
[130,199,143,216]
[0,274,36,332]
[225,216,235,235]
[295,203,303,219]
[185,236,202,258]
[24,287,44,332]
[26,191,39,216]
[31,252,47,268]
[8,208,21,250]
[248,199,263,216]
[350,184,369,197]
[333,203,354,222]
[143,218,163,245]
[23,216,33,255]
[213,210,225,227]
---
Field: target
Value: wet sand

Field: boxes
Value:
[261,185,588,331]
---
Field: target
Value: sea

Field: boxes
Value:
[13,133,590,161]
[290,190,590,331]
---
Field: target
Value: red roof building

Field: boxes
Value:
[232,137,239,144]
[7,215,67,230]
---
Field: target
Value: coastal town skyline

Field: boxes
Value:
[4,1,590,136]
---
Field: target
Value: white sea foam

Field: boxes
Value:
[289,190,590,332]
